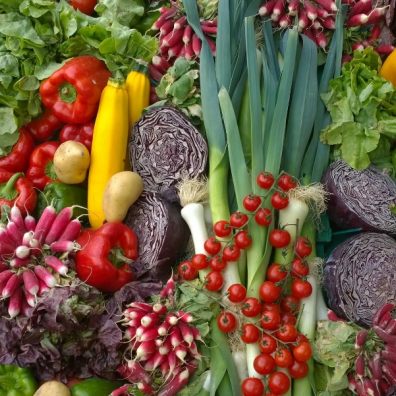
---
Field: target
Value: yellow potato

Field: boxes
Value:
[33,381,71,396]
[54,141,90,184]
[103,171,144,222]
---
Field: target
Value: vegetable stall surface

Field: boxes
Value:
[323,232,396,327]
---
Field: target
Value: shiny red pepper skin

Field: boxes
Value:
[39,56,111,124]
[75,223,138,293]
[70,0,97,15]
[0,170,37,215]
[26,141,59,190]
[0,128,35,173]
[59,122,94,151]
[26,109,63,142]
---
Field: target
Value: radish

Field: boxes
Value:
[50,240,76,253]
[315,0,337,12]
[368,24,382,42]
[123,360,151,383]
[149,64,164,82]
[158,368,190,396]
[160,20,174,39]
[29,238,39,249]
[160,277,175,298]
[6,222,23,245]
[153,303,167,315]
[159,338,172,355]
[58,219,81,242]
[24,215,36,232]
[177,321,194,346]
[0,262,8,272]
[298,10,309,31]
[129,301,153,312]
[160,360,170,377]
[316,7,330,18]
[279,14,292,28]
[205,36,216,55]
[158,321,172,336]
[38,279,50,296]
[259,0,277,16]
[44,255,68,275]
[320,16,336,29]
[22,231,34,246]
[375,44,395,55]
[184,42,194,60]
[34,205,57,244]
[166,351,177,379]
[189,341,201,358]
[24,289,36,307]
[22,269,39,296]
[139,327,159,342]
[9,257,30,268]
[0,227,16,250]
[0,270,13,286]
[305,1,318,20]
[167,42,183,59]
[174,16,187,30]
[10,206,25,232]
[2,273,21,298]
[174,344,188,362]
[20,297,33,317]
[170,326,183,347]
[162,28,184,48]
[287,0,299,15]
[135,340,156,361]
[176,310,193,323]
[34,265,56,288]
[45,207,73,244]
[152,8,177,30]
[152,56,170,74]
[125,326,137,340]
[314,29,328,48]
[137,382,154,394]
[8,287,22,318]
[272,0,285,17]
[191,34,202,57]
[144,351,165,371]
[129,309,147,321]
[15,245,30,259]
[155,338,163,347]
[347,13,369,27]
[201,24,217,35]
[110,385,131,396]
[367,6,388,24]
[165,313,178,326]
[350,0,372,16]
[126,318,141,328]
[182,25,193,44]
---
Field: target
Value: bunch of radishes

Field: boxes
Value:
[115,279,202,396]
[149,5,217,83]
[0,205,81,317]
[348,303,396,396]
[259,0,388,49]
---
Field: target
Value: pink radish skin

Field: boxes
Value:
[22,231,34,246]
[10,257,30,268]
[7,222,23,245]
[352,42,365,51]
[170,326,183,348]
[135,340,156,361]
[174,16,187,30]
[368,24,381,42]
[347,13,369,27]
[384,319,396,334]
[174,344,188,361]
[158,321,172,336]
[159,338,171,355]
[125,326,137,340]
[305,1,318,20]
[259,0,277,16]
[315,0,337,12]
[201,25,217,34]
[144,352,165,371]
[379,311,392,328]
[2,273,21,298]
[0,270,13,286]
[350,0,372,16]
[120,360,151,383]
[24,215,36,232]
[128,309,147,321]
[50,240,77,253]
[160,277,175,298]
[191,34,202,57]
[45,255,68,276]
[34,205,57,244]
[205,36,216,55]
[152,8,177,30]
[184,42,194,60]
[375,44,395,55]
[58,219,81,242]
[8,287,22,318]
[298,10,309,31]
[166,351,177,380]
[140,312,160,328]
[126,318,141,328]
[128,301,153,311]
[355,329,368,349]
[155,338,163,347]
[279,14,292,28]
[45,207,73,245]
[152,56,170,73]
[162,28,184,48]
[21,298,33,317]
[38,279,50,296]
[272,0,285,16]
[160,20,174,38]
[0,262,8,272]
[189,341,201,359]
[178,320,194,346]
[367,6,388,24]
[34,265,56,288]
[110,384,131,396]
[158,368,190,396]
[167,42,183,59]
[363,378,378,396]
[139,327,159,342]
[182,25,193,44]
[22,270,39,295]
[15,245,30,259]
[148,64,164,82]
[191,326,203,342]
[287,0,299,15]
[160,360,170,377]
[153,303,167,315]
[320,17,335,29]
[327,309,345,322]
[24,289,36,308]
[176,310,193,323]
[10,206,26,232]
[316,7,330,18]
[165,314,178,326]
[137,382,154,394]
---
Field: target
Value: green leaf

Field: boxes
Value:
[0,106,18,137]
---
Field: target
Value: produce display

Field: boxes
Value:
[0,0,395,395]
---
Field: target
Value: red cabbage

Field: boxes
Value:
[130,106,208,202]
[323,160,396,234]
[323,232,396,327]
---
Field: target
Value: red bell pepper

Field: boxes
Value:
[26,109,63,142]
[26,141,59,190]
[70,0,97,15]
[59,122,94,151]
[75,223,138,292]
[0,128,35,173]
[0,170,37,215]
[39,56,111,124]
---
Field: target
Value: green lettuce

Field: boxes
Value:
[320,48,396,171]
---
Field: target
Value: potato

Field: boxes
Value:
[33,381,71,396]
[54,141,90,184]
[103,171,144,222]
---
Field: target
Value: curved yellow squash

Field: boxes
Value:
[126,68,150,127]
[380,49,396,87]
[88,79,129,228]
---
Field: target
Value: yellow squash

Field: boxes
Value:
[380,49,396,87]
[126,67,150,127]
[88,79,129,228]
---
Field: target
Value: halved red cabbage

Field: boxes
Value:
[130,106,208,202]
[124,191,189,282]
[323,160,396,234]
[323,232,396,327]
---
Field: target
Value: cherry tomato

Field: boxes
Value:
[241,323,260,343]
[209,255,227,271]
[268,371,290,395]
[274,347,294,368]
[291,258,309,277]
[280,296,300,314]
[204,236,221,255]
[243,194,262,212]
[234,230,252,249]
[269,229,291,248]
[259,281,282,303]
[241,377,264,396]
[256,171,275,190]
[266,263,287,283]
[227,283,247,303]
[262,302,281,314]
[259,334,277,354]
[253,353,276,375]
[178,260,198,281]
[261,310,281,330]
[277,174,297,192]
[295,236,312,258]
[222,244,241,262]
[296,334,309,344]
[291,278,313,299]
[205,271,224,291]
[191,254,209,270]
[276,324,298,342]
[213,220,232,237]
[242,297,262,317]
[70,0,97,15]
[255,207,272,226]
[288,360,308,379]
[217,311,237,333]
[281,312,297,325]
[292,341,312,362]
[271,191,289,210]
[230,211,249,228]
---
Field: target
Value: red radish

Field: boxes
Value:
[22,231,34,246]
[313,20,322,29]
[137,382,154,394]
[170,326,183,347]
[205,35,216,55]
[8,287,22,318]
[191,34,202,57]
[141,312,160,328]
[15,245,30,259]
[316,7,330,18]
[368,24,382,42]
[305,1,318,20]
[153,303,167,315]
[152,8,177,30]
[10,206,25,232]
[298,10,309,31]
[149,64,164,82]
[259,0,277,16]
[320,16,335,29]
[24,289,36,307]
[158,320,172,336]
[123,360,151,383]
[375,44,395,55]
[160,360,170,377]
[24,215,36,232]
[0,227,16,250]
[130,309,148,321]
[29,238,39,249]
[159,339,171,355]
[135,340,156,360]
[22,269,39,295]
[34,205,57,244]
[174,344,188,361]
[279,14,292,28]
[38,279,50,296]
[174,16,187,30]
[176,310,193,323]
[367,6,388,24]
[129,302,153,312]
[287,0,299,15]
[191,326,203,342]
[189,341,201,358]
[139,327,160,342]
[362,378,377,396]
[50,240,75,253]
[162,28,184,48]
[0,262,8,272]
[350,0,372,16]
[158,368,190,396]
[110,385,131,396]
[166,351,177,379]
[34,265,56,288]
[152,56,170,73]
[160,276,175,298]
[155,338,163,347]
[178,321,194,345]
[2,273,21,298]
[184,42,194,60]
[168,42,184,59]
[165,314,178,326]
[45,255,68,275]
[182,25,193,44]
[355,329,368,349]
[45,207,73,244]
[126,318,141,328]
[9,257,30,268]
[20,298,33,317]
[58,219,81,242]
[272,0,285,16]
[0,270,13,286]
[125,326,137,340]
[178,46,186,58]
[352,42,365,51]
[201,24,217,34]
[160,20,174,38]
[7,222,23,245]
[315,30,328,48]
[315,0,337,12]
[144,352,165,371]
[347,13,369,27]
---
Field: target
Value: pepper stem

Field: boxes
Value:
[0,172,22,200]
[59,82,77,103]
[109,247,133,268]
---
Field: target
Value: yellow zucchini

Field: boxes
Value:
[88,79,129,228]
[126,67,150,127]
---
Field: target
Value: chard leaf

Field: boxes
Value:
[0,106,18,136]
